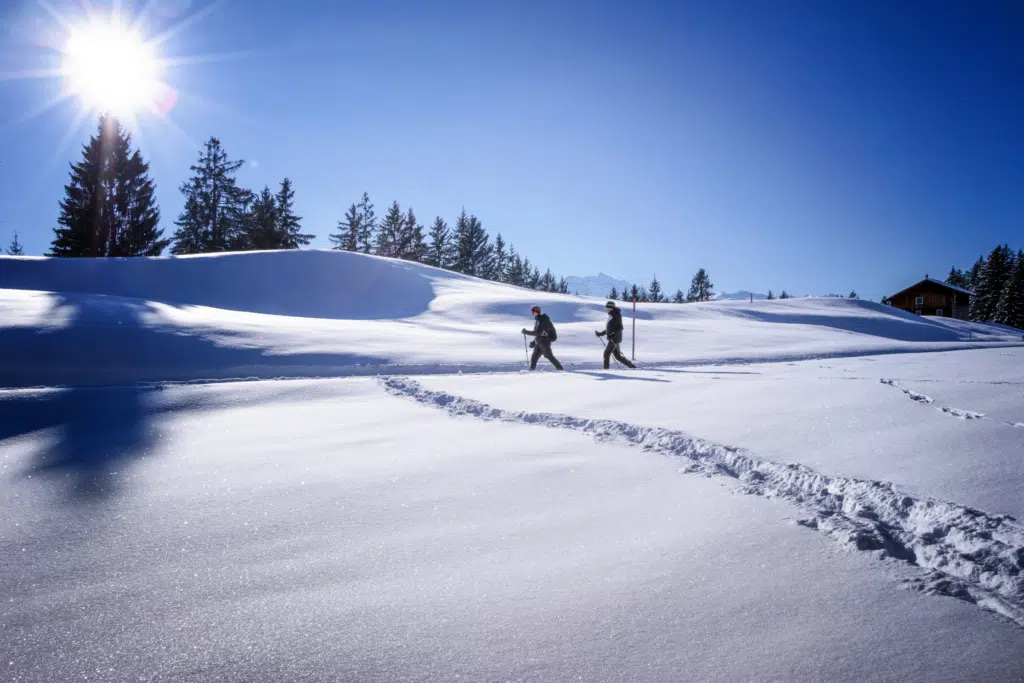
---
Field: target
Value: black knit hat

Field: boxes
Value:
[605,300,617,309]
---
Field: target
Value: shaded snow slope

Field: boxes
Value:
[1,251,1021,387]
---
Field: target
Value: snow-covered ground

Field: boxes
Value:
[2,251,1023,681]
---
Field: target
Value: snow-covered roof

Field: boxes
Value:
[890,277,973,298]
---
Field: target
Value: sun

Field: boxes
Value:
[61,19,164,117]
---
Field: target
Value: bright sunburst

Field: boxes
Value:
[61,18,163,118]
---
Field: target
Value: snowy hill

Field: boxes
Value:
[564,272,632,297]
[1,250,1020,387]
[2,249,1024,681]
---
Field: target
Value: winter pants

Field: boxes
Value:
[530,338,563,371]
[603,340,635,369]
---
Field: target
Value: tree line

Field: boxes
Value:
[607,269,717,304]
[943,244,1024,328]
[39,115,573,292]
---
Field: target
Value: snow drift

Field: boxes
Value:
[1,250,1020,387]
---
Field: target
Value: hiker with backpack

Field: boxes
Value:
[522,305,564,371]
[596,300,636,369]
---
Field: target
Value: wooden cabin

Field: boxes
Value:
[887,276,972,319]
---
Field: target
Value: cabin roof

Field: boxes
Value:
[890,276,973,299]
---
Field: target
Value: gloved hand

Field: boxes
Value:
[521,328,528,335]
[529,341,536,348]
[595,330,603,337]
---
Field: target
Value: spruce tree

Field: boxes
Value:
[672,289,684,303]
[528,265,541,290]
[493,234,508,282]
[452,210,493,277]
[398,207,426,261]
[356,192,376,253]
[330,203,360,251]
[425,217,450,267]
[171,136,248,254]
[848,290,859,299]
[648,276,664,303]
[558,277,569,294]
[244,187,279,250]
[539,269,554,292]
[621,286,632,303]
[6,230,24,256]
[608,286,619,300]
[994,250,1024,329]
[779,290,790,299]
[946,266,969,289]
[971,245,1012,322]
[685,268,714,302]
[767,290,775,300]
[51,115,167,257]
[507,249,524,286]
[375,201,405,258]
[275,178,313,249]
[968,256,985,291]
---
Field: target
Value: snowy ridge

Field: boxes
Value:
[381,376,1024,628]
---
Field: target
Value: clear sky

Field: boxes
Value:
[1,0,1021,300]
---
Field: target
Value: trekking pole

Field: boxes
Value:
[595,334,622,369]
[523,332,530,366]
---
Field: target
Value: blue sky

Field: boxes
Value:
[1,0,1021,300]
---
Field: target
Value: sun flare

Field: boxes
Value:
[61,19,164,117]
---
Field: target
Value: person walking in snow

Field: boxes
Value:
[596,300,635,369]
[522,305,564,371]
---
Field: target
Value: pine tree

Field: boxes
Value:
[608,286,619,300]
[672,289,684,304]
[452,209,493,277]
[779,290,791,299]
[848,290,859,299]
[971,244,1013,322]
[171,136,248,254]
[685,268,714,302]
[356,192,376,254]
[6,230,24,255]
[493,234,508,282]
[330,203,361,251]
[994,249,1024,329]
[274,178,313,249]
[506,249,524,286]
[528,265,541,290]
[398,207,426,261]
[424,217,450,268]
[767,290,775,300]
[375,201,405,258]
[243,187,279,250]
[557,277,569,294]
[968,256,984,291]
[51,115,167,257]
[946,266,969,290]
[539,269,555,292]
[621,286,632,303]
[648,275,664,303]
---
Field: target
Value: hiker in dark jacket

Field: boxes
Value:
[595,300,636,369]
[522,305,564,371]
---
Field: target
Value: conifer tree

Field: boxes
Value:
[171,136,248,254]
[539,269,554,292]
[397,207,425,261]
[648,275,664,303]
[672,289,685,303]
[608,286,619,300]
[493,234,508,282]
[243,187,279,250]
[356,192,376,253]
[779,290,791,299]
[621,286,632,303]
[558,277,569,294]
[375,200,405,258]
[968,256,985,291]
[767,290,775,300]
[994,250,1024,329]
[946,266,969,289]
[528,265,541,290]
[425,217,451,267]
[6,230,24,256]
[685,268,714,302]
[971,245,1013,322]
[452,209,493,277]
[330,203,361,251]
[506,249,524,286]
[848,290,859,299]
[275,178,313,249]
[51,115,167,257]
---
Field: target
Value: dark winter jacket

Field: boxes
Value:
[602,308,625,343]
[526,313,556,340]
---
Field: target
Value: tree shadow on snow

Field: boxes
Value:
[0,292,386,387]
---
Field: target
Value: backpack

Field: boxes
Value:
[544,315,557,342]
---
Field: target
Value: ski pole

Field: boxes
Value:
[523,332,530,366]
[595,334,622,369]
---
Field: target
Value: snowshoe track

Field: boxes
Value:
[881,378,988,420]
[381,376,1024,629]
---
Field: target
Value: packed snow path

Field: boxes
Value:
[382,377,1024,629]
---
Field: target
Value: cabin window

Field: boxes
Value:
[935,309,943,317]
[915,296,924,305]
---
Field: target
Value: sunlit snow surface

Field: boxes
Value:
[1,251,1023,681]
